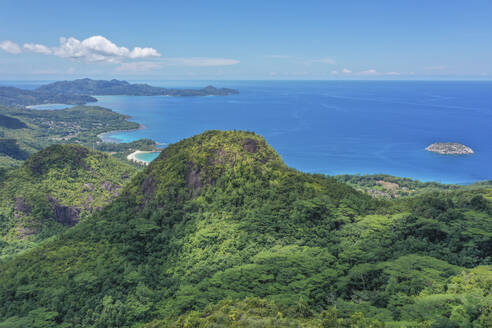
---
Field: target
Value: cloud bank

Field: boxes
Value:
[23,43,52,54]
[0,40,22,54]
[52,36,161,62]
[1,36,161,63]
[1,36,240,72]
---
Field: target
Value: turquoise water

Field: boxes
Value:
[135,152,161,162]
[95,81,492,184]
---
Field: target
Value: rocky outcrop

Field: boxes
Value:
[101,181,119,192]
[426,142,474,155]
[242,138,258,153]
[48,196,80,226]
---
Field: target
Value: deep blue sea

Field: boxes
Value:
[10,80,492,184]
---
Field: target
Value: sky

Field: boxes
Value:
[1,0,491,80]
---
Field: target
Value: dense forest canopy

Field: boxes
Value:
[0,144,137,259]
[0,130,489,327]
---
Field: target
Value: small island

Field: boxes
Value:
[425,142,474,155]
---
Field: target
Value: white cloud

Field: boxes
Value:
[116,61,163,72]
[4,36,239,70]
[163,57,240,67]
[128,47,161,59]
[51,35,161,62]
[359,69,378,75]
[357,69,402,76]
[7,35,160,63]
[342,68,352,74]
[0,40,22,54]
[23,43,52,54]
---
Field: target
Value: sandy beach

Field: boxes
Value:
[127,150,159,166]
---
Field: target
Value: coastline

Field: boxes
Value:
[97,124,146,143]
[127,150,160,166]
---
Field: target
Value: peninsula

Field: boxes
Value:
[0,78,239,107]
[426,142,474,155]
[36,78,239,97]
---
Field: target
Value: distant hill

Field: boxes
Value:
[0,114,28,129]
[36,78,240,97]
[0,104,140,168]
[0,79,239,107]
[0,144,136,258]
[0,131,489,327]
[0,86,96,107]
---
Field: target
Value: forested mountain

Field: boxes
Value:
[0,86,96,107]
[0,105,143,168]
[0,144,136,258]
[0,79,239,107]
[35,78,239,97]
[0,131,490,327]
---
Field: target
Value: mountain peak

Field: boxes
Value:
[23,144,90,175]
[132,130,283,202]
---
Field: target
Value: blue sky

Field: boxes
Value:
[1,0,491,80]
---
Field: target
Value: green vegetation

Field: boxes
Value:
[0,131,489,327]
[35,78,239,97]
[0,79,238,108]
[0,144,136,258]
[96,138,159,164]
[0,105,148,168]
[335,174,491,199]
[0,86,96,107]
[0,114,27,129]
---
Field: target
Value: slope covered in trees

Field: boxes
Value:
[0,144,136,258]
[0,131,489,327]
[0,86,96,107]
[35,78,239,97]
[0,105,142,168]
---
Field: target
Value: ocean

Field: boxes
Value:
[18,80,492,184]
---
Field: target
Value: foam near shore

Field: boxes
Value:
[127,150,160,165]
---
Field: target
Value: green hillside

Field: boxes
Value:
[0,131,490,327]
[0,105,143,168]
[0,144,136,258]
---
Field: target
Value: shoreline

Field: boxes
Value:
[127,150,161,166]
[97,124,146,143]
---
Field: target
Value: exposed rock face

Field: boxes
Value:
[186,167,203,193]
[141,175,156,199]
[48,196,80,226]
[242,138,258,153]
[425,142,474,155]
[101,181,119,192]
